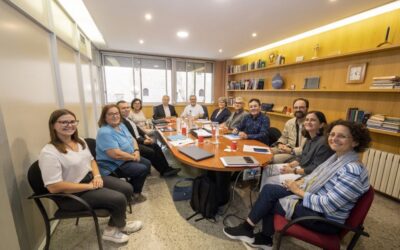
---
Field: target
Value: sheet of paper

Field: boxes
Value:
[243,145,271,154]
[169,138,194,147]
[223,134,240,140]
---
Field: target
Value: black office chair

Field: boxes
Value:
[27,161,108,250]
[268,127,282,146]
[84,138,132,214]
[201,105,209,119]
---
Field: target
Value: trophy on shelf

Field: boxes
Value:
[312,44,320,59]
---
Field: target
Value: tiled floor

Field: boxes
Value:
[49,149,400,250]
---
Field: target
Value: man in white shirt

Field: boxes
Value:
[180,95,204,119]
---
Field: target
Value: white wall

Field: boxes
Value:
[0,1,101,248]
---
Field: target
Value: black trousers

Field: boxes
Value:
[139,143,170,175]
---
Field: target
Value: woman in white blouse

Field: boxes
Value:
[39,109,142,244]
[129,98,154,134]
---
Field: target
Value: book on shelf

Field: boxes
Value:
[372,76,400,81]
[366,114,400,133]
[346,107,370,124]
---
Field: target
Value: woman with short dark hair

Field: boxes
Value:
[224,120,371,249]
[96,104,151,203]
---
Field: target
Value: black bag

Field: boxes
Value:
[261,103,274,112]
[187,175,218,221]
[172,178,193,201]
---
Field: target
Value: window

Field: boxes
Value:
[102,54,213,104]
[175,60,213,103]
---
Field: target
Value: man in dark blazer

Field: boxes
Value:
[153,95,177,120]
[117,100,180,177]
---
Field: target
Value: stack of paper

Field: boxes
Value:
[243,145,271,154]
[220,156,259,167]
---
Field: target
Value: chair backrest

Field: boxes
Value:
[339,186,374,238]
[27,161,49,195]
[201,105,209,119]
[84,138,96,158]
[268,127,282,146]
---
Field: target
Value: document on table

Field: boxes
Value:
[223,134,240,140]
[169,138,194,147]
[243,145,271,154]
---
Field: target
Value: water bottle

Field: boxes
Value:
[176,118,181,134]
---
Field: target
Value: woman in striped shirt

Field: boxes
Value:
[223,120,371,250]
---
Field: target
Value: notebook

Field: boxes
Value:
[190,128,212,138]
[220,156,259,167]
[178,146,215,161]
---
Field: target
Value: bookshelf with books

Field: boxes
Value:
[224,45,400,154]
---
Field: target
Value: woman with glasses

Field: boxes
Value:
[39,109,142,244]
[96,104,151,203]
[224,120,371,250]
[260,111,334,188]
[210,97,231,124]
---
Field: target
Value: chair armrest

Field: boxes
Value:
[28,193,96,215]
[279,215,369,237]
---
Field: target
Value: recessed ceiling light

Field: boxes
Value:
[252,33,257,37]
[218,49,223,53]
[329,0,337,2]
[139,39,144,44]
[177,31,189,38]
[145,13,152,20]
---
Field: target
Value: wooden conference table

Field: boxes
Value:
[157,123,273,205]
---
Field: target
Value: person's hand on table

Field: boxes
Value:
[238,131,248,139]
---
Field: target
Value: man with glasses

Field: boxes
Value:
[117,100,180,177]
[221,96,248,130]
[180,95,204,119]
[153,95,177,121]
[271,98,309,163]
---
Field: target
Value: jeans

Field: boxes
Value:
[249,184,340,236]
[115,157,151,194]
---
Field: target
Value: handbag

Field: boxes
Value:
[173,178,194,201]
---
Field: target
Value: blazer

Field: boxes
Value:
[210,108,231,124]
[122,118,147,144]
[153,104,177,120]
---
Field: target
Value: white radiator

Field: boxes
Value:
[362,149,400,199]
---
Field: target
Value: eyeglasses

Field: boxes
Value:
[106,112,120,117]
[328,132,352,139]
[234,102,243,104]
[57,120,79,126]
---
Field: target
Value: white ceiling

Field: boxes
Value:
[83,0,394,60]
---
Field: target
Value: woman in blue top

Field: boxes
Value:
[224,120,371,250]
[96,104,151,202]
[210,97,231,124]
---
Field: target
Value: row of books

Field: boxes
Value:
[369,75,400,89]
[346,108,370,124]
[227,61,266,74]
[227,79,265,90]
[366,114,400,133]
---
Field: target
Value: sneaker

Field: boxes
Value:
[121,220,143,234]
[248,233,273,250]
[223,223,254,244]
[162,168,181,177]
[133,194,147,203]
[102,227,129,244]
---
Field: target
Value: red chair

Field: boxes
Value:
[274,186,374,250]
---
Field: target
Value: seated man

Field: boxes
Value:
[180,95,204,119]
[221,96,248,130]
[117,100,180,177]
[233,98,270,145]
[271,98,309,163]
[153,95,177,121]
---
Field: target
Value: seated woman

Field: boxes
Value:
[96,104,151,203]
[210,97,231,124]
[224,120,371,249]
[128,98,153,133]
[260,111,334,187]
[39,109,142,244]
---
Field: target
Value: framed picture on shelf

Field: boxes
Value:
[347,63,367,83]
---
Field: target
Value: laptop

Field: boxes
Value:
[178,146,214,161]
[220,156,259,167]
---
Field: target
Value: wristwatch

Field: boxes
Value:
[134,149,139,152]
[290,148,295,155]
[294,168,297,174]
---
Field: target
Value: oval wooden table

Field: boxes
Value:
[157,125,273,206]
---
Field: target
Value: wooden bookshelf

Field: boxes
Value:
[225,44,400,154]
